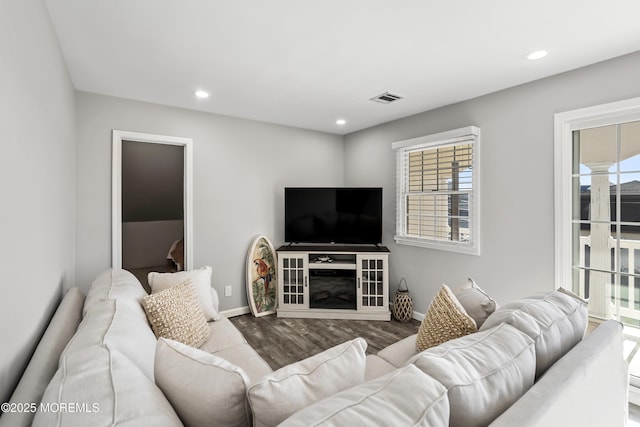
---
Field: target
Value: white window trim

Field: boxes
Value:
[554,97,640,288]
[392,126,481,255]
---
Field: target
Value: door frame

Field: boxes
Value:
[112,130,194,270]
[554,96,640,405]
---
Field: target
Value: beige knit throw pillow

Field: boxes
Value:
[416,285,478,351]
[141,281,210,348]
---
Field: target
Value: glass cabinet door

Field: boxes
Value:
[357,255,388,311]
[279,254,308,309]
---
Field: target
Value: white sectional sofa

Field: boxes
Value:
[0,268,629,426]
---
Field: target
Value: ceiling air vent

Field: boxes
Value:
[369,92,403,104]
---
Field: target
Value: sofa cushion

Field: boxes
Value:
[558,286,588,304]
[64,298,158,380]
[34,347,181,427]
[211,343,274,385]
[34,270,181,427]
[83,268,148,315]
[479,290,588,378]
[148,266,220,321]
[141,281,210,348]
[410,323,536,427]
[280,364,449,427]
[416,284,477,351]
[155,338,251,427]
[198,315,248,353]
[453,278,497,328]
[247,338,368,427]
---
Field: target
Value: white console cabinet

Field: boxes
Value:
[276,245,390,321]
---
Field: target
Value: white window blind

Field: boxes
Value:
[392,126,480,255]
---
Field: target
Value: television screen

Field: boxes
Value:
[284,187,382,244]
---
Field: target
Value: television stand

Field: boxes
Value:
[276,245,391,321]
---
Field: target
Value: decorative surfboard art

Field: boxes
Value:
[246,235,278,317]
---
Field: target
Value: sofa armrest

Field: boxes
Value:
[364,354,397,382]
[376,333,417,367]
[489,320,628,427]
[0,287,84,427]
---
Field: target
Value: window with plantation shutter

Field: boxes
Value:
[392,126,480,255]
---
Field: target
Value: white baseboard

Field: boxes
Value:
[412,310,425,321]
[220,306,250,318]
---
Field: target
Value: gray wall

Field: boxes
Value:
[0,0,76,403]
[344,51,640,314]
[75,92,344,310]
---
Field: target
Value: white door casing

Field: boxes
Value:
[112,130,194,270]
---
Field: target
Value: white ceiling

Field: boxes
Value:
[44,0,640,135]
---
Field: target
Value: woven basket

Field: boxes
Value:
[392,278,414,322]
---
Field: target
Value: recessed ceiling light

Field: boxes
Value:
[527,50,548,60]
[336,119,347,126]
[194,90,209,99]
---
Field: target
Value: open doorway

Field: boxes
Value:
[112,130,193,291]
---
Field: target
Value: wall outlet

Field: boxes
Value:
[224,285,232,297]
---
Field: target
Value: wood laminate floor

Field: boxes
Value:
[230,314,420,370]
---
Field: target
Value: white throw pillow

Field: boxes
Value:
[247,338,368,427]
[155,338,251,427]
[479,290,588,378]
[148,266,220,321]
[280,364,449,427]
[410,323,536,427]
[453,278,498,328]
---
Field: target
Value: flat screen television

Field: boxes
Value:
[284,187,382,244]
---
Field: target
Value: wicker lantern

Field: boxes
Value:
[392,277,413,322]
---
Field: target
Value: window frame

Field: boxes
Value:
[392,126,481,255]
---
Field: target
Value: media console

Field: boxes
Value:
[276,245,391,321]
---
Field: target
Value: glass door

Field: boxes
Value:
[571,120,640,385]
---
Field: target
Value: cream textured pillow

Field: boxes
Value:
[148,266,220,321]
[155,338,251,427]
[416,285,477,352]
[141,281,209,348]
[453,278,498,328]
[247,338,368,427]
